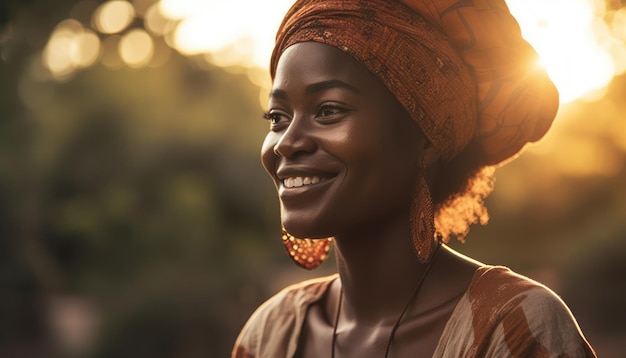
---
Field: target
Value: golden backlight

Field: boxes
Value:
[157,0,626,104]
[41,0,626,106]
[507,0,624,102]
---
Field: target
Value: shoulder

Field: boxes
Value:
[232,275,337,358]
[243,274,337,331]
[468,266,596,357]
[468,265,558,315]
[468,265,577,323]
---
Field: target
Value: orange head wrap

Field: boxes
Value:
[270,0,559,166]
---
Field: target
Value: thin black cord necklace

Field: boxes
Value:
[331,241,442,358]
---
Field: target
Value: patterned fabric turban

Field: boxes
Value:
[270,0,559,166]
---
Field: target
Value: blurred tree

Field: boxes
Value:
[1,1,283,356]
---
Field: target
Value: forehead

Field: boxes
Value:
[273,42,379,91]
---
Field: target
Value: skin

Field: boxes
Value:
[262,42,481,357]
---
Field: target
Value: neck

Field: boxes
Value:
[332,218,435,325]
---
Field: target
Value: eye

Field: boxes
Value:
[315,103,348,121]
[263,110,290,128]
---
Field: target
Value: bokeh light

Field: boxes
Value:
[43,19,102,79]
[92,0,136,34]
[119,28,154,67]
[144,3,173,36]
[73,30,101,66]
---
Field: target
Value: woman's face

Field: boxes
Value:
[262,42,425,239]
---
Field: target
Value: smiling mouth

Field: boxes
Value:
[283,176,326,188]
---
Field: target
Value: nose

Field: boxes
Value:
[273,118,317,158]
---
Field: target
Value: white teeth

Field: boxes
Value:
[283,176,324,188]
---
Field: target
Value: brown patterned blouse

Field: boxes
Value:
[232,266,596,357]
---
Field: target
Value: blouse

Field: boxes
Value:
[232,265,596,357]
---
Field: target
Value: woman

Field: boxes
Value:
[233,0,596,357]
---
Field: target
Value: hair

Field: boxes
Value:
[430,144,496,243]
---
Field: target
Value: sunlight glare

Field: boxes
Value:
[158,0,294,68]
[506,0,621,103]
[158,0,626,103]
[170,10,241,55]
[614,8,626,41]
[159,0,209,19]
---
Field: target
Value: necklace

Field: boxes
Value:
[331,241,441,358]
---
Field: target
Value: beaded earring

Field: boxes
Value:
[282,228,333,270]
[410,174,437,263]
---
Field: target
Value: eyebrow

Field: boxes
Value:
[305,80,361,95]
[269,79,361,99]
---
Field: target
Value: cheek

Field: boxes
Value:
[260,133,278,177]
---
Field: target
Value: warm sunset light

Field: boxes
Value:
[159,0,293,68]
[10,4,624,356]
[41,0,626,104]
[156,0,626,104]
[506,0,622,102]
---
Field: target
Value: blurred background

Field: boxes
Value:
[0,0,624,357]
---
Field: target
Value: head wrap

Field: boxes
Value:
[270,0,559,166]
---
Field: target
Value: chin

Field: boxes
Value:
[282,218,332,239]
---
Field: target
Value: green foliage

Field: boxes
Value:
[2,15,280,353]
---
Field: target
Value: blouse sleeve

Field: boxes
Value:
[231,275,337,358]
[434,266,596,357]
[231,288,302,358]
[482,284,597,357]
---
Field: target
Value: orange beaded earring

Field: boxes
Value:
[282,228,333,270]
[410,173,437,264]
